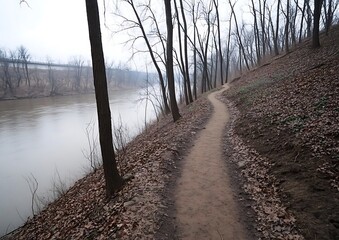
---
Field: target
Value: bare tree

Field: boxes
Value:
[117,0,171,115]
[225,11,233,83]
[0,49,14,96]
[212,0,224,85]
[17,45,31,86]
[306,0,313,37]
[174,0,189,105]
[251,0,261,63]
[69,56,84,91]
[228,0,250,70]
[190,0,199,98]
[283,0,290,52]
[313,0,324,48]
[85,0,124,197]
[10,49,22,87]
[46,57,57,95]
[197,1,213,93]
[258,0,267,57]
[297,0,308,42]
[164,0,181,122]
[323,0,338,34]
[178,0,193,103]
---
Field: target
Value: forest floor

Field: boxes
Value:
[220,25,339,240]
[5,27,339,240]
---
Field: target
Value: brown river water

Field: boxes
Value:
[0,88,156,236]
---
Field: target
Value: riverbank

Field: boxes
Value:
[5,94,213,239]
[0,85,141,101]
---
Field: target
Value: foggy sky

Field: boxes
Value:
[0,0,250,70]
[0,0,127,64]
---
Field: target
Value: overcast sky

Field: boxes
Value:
[0,0,252,70]
[0,0,128,64]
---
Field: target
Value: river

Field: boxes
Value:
[0,88,156,236]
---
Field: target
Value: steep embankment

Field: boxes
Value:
[223,26,339,240]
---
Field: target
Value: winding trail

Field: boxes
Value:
[175,85,247,239]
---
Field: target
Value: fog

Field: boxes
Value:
[0,0,128,65]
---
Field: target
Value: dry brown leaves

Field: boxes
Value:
[222,25,339,239]
[223,98,304,240]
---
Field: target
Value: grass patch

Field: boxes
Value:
[280,114,309,133]
[232,78,275,106]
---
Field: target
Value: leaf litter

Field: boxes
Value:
[222,25,339,239]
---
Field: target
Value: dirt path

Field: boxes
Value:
[175,85,247,240]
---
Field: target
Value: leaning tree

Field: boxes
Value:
[85,0,124,197]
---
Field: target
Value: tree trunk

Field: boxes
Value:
[259,0,267,57]
[179,0,193,103]
[213,0,224,85]
[298,0,307,42]
[251,0,261,63]
[285,0,290,53]
[193,10,197,99]
[225,12,233,83]
[85,0,124,198]
[274,0,281,55]
[174,0,189,105]
[306,0,312,37]
[313,0,323,48]
[164,0,181,122]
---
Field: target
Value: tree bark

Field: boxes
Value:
[306,0,312,37]
[251,0,261,63]
[173,0,189,105]
[179,0,193,103]
[164,0,181,122]
[275,0,281,55]
[213,0,224,85]
[85,0,124,198]
[192,3,197,99]
[225,11,233,83]
[285,0,290,53]
[259,0,267,57]
[313,0,323,48]
[298,0,307,42]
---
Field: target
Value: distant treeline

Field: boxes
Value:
[0,46,152,100]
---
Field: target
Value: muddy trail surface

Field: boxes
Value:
[174,85,248,240]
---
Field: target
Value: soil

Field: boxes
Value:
[174,85,249,239]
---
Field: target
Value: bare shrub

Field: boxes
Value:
[50,168,68,200]
[113,116,130,175]
[24,174,41,215]
[82,121,101,172]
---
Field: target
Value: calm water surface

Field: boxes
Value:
[0,88,155,236]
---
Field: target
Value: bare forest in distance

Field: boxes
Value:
[0,46,152,100]
[1,1,338,104]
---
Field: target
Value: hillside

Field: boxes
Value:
[223,25,339,239]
